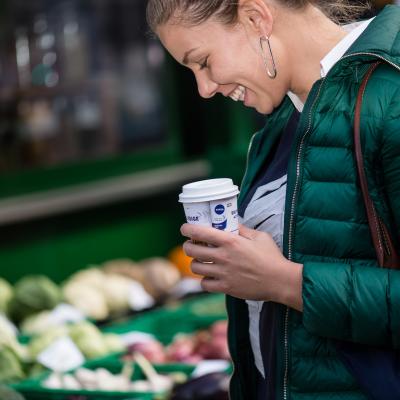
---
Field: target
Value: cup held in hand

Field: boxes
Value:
[179,179,240,244]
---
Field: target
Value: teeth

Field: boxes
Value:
[229,85,245,102]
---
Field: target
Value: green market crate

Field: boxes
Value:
[101,293,227,345]
[12,361,195,400]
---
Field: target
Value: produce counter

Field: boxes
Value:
[2,291,231,400]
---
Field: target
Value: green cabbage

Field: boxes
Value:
[103,333,124,353]
[0,316,27,361]
[68,321,109,359]
[0,384,26,400]
[20,311,53,336]
[0,347,24,384]
[0,279,12,315]
[62,281,108,320]
[28,326,68,360]
[8,276,61,323]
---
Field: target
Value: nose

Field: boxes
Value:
[195,73,219,99]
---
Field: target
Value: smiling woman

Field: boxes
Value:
[148,0,371,114]
[145,1,400,400]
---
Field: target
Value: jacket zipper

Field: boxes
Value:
[283,51,400,400]
[240,132,258,190]
[283,78,326,400]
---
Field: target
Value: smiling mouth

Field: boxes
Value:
[229,85,245,102]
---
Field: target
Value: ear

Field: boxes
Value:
[238,0,274,38]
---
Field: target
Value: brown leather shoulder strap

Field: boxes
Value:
[354,61,400,269]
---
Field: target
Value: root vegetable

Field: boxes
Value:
[140,258,180,299]
[133,352,174,392]
[210,320,228,338]
[102,259,145,285]
[166,336,195,362]
[128,340,166,364]
[62,374,81,390]
[43,373,63,389]
[74,368,98,389]
[130,380,153,392]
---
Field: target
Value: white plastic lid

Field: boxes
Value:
[179,178,239,203]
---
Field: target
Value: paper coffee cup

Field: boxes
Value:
[179,178,239,235]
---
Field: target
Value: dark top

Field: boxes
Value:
[239,109,300,399]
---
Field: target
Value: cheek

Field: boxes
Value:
[208,64,233,84]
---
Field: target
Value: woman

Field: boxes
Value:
[146,0,400,399]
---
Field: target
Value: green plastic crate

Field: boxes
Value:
[12,362,195,400]
[12,294,227,399]
[101,293,227,345]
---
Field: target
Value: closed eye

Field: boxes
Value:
[199,56,209,70]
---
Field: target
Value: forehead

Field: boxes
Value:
[157,19,232,61]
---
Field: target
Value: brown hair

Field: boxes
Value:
[146,0,371,32]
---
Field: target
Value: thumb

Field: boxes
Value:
[239,224,259,240]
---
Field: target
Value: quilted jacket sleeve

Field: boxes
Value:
[302,82,400,348]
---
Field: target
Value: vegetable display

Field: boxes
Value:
[103,257,182,301]
[62,267,149,320]
[0,385,26,400]
[0,347,25,384]
[8,276,62,324]
[0,278,13,315]
[139,258,181,300]
[28,326,68,360]
[20,311,58,336]
[69,322,124,359]
[125,320,230,364]
[102,259,145,283]
[63,281,109,320]
[5,254,198,329]
[28,321,124,361]
[0,252,226,398]
[0,315,28,384]
[43,367,137,392]
[43,354,179,393]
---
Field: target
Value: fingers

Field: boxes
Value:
[180,223,231,247]
[183,240,219,263]
[181,223,261,245]
[200,277,225,294]
[190,260,221,278]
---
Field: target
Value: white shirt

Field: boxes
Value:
[245,17,374,379]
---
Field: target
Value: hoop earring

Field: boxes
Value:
[260,36,277,79]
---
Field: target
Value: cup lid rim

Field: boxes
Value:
[179,178,239,203]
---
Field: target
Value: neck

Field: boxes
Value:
[277,5,347,103]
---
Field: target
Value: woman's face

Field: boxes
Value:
[157,16,289,115]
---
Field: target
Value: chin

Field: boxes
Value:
[255,103,273,115]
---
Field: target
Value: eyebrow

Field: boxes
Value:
[182,48,198,65]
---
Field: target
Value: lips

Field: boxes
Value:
[229,85,245,102]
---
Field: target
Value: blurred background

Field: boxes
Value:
[0,0,263,284]
[0,1,396,399]
[0,0,393,283]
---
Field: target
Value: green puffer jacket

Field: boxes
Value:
[227,6,400,400]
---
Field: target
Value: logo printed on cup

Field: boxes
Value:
[215,204,225,215]
[212,220,228,230]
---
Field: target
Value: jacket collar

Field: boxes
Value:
[342,5,400,67]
